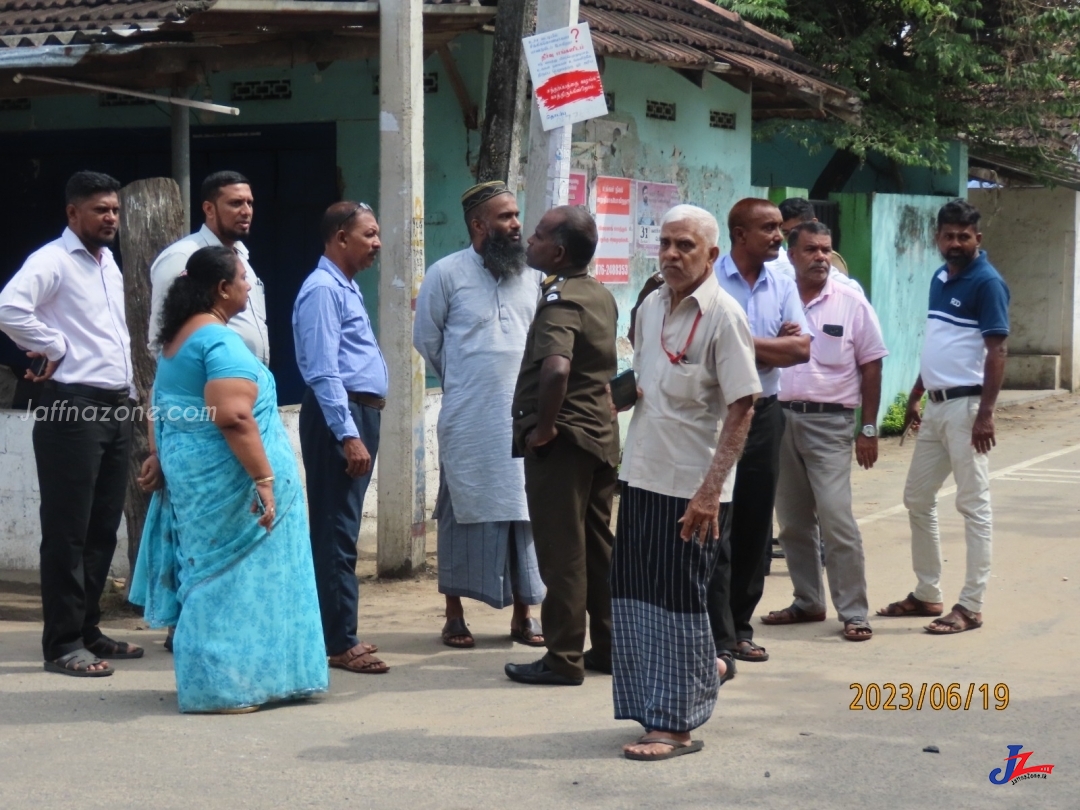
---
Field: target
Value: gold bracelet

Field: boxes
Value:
[254,475,275,485]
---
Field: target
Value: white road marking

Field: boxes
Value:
[857,443,1080,526]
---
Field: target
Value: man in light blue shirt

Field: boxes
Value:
[709,198,811,666]
[293,201,389,675]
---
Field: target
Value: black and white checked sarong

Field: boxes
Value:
[612,485,723,732]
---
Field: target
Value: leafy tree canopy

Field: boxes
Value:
[719,0,1080,176]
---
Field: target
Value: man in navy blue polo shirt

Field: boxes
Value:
[878,199,1009,635]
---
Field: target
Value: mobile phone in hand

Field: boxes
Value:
[30,356,48,377]
[610,368,638,410]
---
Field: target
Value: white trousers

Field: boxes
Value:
[902,396,992,613]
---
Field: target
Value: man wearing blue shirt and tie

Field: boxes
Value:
[293,201,389,675]
[710,198,812,665]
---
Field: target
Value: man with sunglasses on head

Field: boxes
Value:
[150,171,268,364]
[293,201,389,675]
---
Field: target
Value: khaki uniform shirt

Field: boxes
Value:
[621,271,761,502]
[512,269,620,466]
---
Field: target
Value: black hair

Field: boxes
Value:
[158,246,240,345]
[320,201,374,243]
[937,199,980,230]
[201,171,250,203]
[787,221,831,248]
[778,197,816,223]
[551,205,598,267]
[65,171,120,205]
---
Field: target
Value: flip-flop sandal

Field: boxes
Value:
[510,617,545,647]
[44,648,114,677]
[328,647,390,674]
[85,634,144,659]
[843,618,873,641]
[731,640,769,662]
[624,737,704,761]
[441,616,475,648]
[877,592,944,618]
[925,604,983,635]
[761,604,827,625]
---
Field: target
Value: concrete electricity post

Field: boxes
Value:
[523,0,580,237]
[377,0,428,577]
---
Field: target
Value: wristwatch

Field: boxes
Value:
[861,424,877,438]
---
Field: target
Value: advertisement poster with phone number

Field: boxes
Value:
[593,176,632,284]
[634,181,681,257]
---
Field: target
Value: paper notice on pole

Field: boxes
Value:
[568,171,588,207]
[594,176,632,284]
[523,22,608,131]
[633,181,681,256]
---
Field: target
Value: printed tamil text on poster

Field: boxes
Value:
[634,181,681,257]
[523,23,608,131]
[594,176,632,284]
[568,171,588,208]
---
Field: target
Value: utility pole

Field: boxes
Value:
[522,0,579,236]
[377,0,427,577]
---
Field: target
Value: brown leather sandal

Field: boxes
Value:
[329,644,389,674]
[761,604,827,625]
[926,604,983,635]
[876,592,944,617]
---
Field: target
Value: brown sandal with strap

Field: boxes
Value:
[876,592,944,618]
[761,604,827,625]
[329,644,389,674]
[926,604,983,635]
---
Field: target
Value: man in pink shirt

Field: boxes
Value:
[761,222,888,642]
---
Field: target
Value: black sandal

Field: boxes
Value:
[85,634,144,659]
[731,639,769,662]
[441,616,475,648]
[717,652,737,685]
[510,617,545,647]
[44,648,114,677]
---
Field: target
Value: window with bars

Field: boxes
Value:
[709,110,737,130]
[645,100,676,121]
[99,93,152,107]
[231,80,292,102]
[0,98,31,112]
[372,73,440,95]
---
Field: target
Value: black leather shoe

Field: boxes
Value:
[504,658,583,686]
[583,649,612,675]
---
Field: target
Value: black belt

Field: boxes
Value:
[756,394,778,405]
[347,392,386,411]
[780,400,852,414]
[927,385,982,403]
[43,381,131,406]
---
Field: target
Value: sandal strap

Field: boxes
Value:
[54,649,104,670]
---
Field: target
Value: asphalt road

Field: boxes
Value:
[1,394,1077,809]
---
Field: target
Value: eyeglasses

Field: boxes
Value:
[334,202,373,234]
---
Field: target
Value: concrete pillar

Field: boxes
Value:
[377,0,427,577]
[170,101,191,234]
[522,0,580,237]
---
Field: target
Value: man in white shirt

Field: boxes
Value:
[0,171,141,677]
[149,171,269,364]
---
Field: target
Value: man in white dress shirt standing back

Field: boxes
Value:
[0,171,142,677]
[149,171,269,364]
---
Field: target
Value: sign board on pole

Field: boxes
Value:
[523,22,608,132]
[568,171,588,207]
[594,176,632,284]
[633,181,681,257]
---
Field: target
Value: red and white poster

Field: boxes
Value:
[568,171,588,207]
[634,181,681,257]
[523,22,608,131]
[593,176,632,284]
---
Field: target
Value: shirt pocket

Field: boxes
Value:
[815,326,846,367]
[660,361,708,403]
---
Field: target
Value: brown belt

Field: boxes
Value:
[347,392,386,411]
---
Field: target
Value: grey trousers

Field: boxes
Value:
[775,409,869,622]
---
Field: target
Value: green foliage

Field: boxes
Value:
[879,393,910,437]
[717,0,1080,176]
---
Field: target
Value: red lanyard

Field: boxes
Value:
[660,309,703,364]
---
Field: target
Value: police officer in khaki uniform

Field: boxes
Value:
[505,205,620,686]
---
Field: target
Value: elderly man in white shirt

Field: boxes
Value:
[612,204,760,762]
[0,171,141,677]
[149,171,269,364]
[414,181,546,649]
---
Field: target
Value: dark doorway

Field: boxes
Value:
[0,122,338,404]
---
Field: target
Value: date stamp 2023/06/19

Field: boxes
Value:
[849,683,1010,711]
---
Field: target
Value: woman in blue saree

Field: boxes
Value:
[131,245,327,713]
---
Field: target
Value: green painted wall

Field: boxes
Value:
[833,192,874,296]
[752,134,968,199]
[568,60,754,367]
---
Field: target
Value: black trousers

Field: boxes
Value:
[707,395,783,652]
[299,388,380,656]
[524,436,617,680]
[33,389,132,661]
